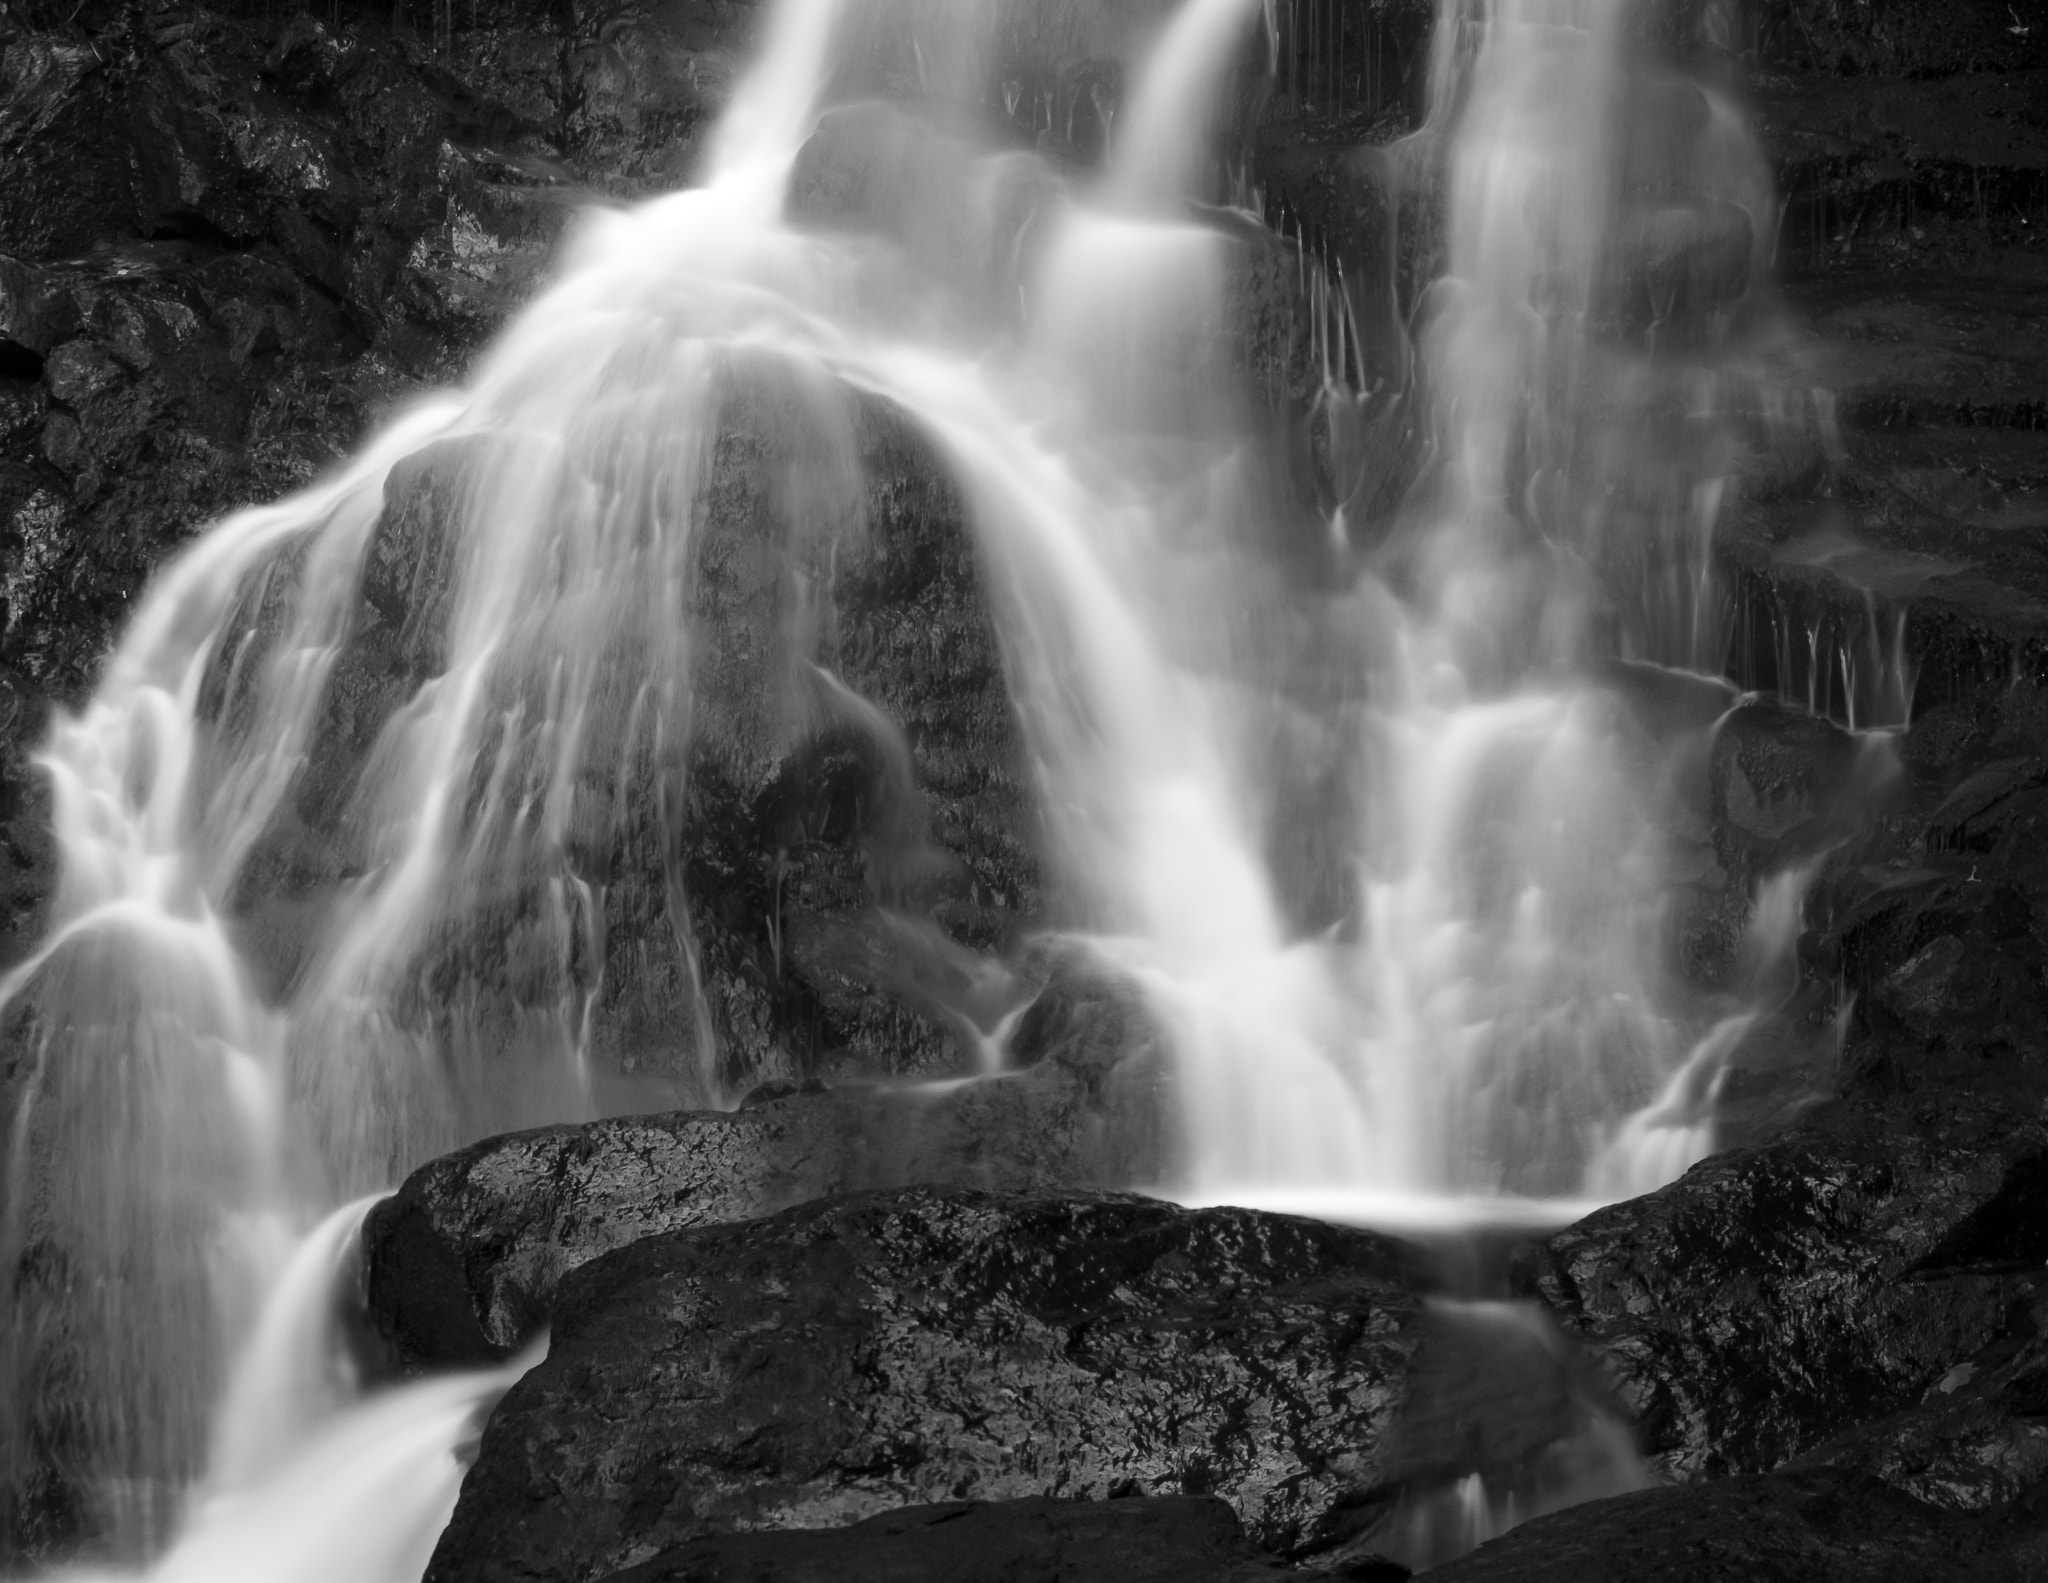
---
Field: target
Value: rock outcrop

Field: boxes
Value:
[1522,1110,2048,1486]
[363,973,1174,1370]
[421,1187,1427,1583]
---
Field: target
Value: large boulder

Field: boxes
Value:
[1789,1325,2048,1514]
[362,983,1175,1370]
[1520,1105,2048,1489]
[679,375,1040,1092]
[198,365,1041,1111]
[594,1495,1372,1583]
[421,1187,1429,1583]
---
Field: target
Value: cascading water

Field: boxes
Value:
[0,0,1833,1575]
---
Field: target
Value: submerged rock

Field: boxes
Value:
[422,1187,1427,1583]
[595,1494,1376,1583]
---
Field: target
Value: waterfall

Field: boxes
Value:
[0,0,1804,1574]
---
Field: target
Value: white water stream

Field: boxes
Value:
[0,0,1813,1575]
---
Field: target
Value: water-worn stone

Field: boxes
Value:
[1788,1326,2048,1513]
[362,994,1174,1369]
[680,375,1041,1090]
[181,365,1040,1105]
[1811,685,2048,1116]
[595,1495,1378,1583]
[422,1187,1428,1583]
[1520,1105,2048,1485]
[1422,1466,2048,1583]
[1709,697,1874,861]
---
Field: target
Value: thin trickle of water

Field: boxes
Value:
[1375,1298,1654,1573]
[1112,0,1265,205]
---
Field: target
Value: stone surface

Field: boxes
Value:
[677,377,1041,1090]
[595,1495,1378,1583]
[1789,1327,2048,1515]
[190,367,1043,1099]
[422,1187,1428,1583]
[1423,1467,2048,1583]
[1520,1107,2048,1485]
[0,0,603,978]
[362,977,1175,1370]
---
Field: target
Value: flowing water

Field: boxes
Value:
[0,0,1841,1574]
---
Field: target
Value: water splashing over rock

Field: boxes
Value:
[0,0,1839,1571]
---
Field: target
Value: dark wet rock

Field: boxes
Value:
[1665,689,1884,992]
[1422,1467,2048,1583]
[1754,0,2047,80]
[680,376,1040,1089]
[0,668,52,965]
[180,360,1038,1102]
[1253,0,1434,141]
[1794,275,2048,437]
[1709,695,1875,862]
[422,1187,1427,1583]
[1520,1106,2048,1484]
[1254,141,1418,430]
[1612,198,1759,345]
[1807,685,2048,1115]
[362,1009,1173,1369]
[1788,1325,2048,1514]
[1763,70,2048,279]
[1717,277,2048,736]
[0,3,600,833]
[4,4,2048,1579]
[561,1,762,196]
[595,1494,1368,1583]
[1691,692,1899,997]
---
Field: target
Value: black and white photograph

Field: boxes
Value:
[0,1,2045,1578]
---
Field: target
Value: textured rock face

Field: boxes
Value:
[0,1,604,974]
[196,364,1043,1100]
[1423,1467,2048,1583]
[678,378,1041,1089]
[1522,1111,2048,1488]
[362,989,1175,1369]
[1792,1327,2048,1515]
[1823,716,2048,1118]
[422,1188,1427,1583]
[595,1495,1370,1583]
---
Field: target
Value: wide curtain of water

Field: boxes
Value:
[0,0,1804,1575]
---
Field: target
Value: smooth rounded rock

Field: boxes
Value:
[421,1186,1429,1583]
